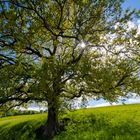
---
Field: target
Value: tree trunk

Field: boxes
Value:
[44,108,58,137]
[42,102,59,139]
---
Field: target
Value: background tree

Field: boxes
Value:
[0,0,140,138]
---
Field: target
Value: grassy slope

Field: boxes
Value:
[0,104,140,140]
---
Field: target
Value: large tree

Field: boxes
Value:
[0,0,140,138]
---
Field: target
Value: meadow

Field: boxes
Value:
[0,104,140,140]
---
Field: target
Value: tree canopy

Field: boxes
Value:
[0,0,140,138]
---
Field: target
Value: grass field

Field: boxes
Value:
[0,104,140,140]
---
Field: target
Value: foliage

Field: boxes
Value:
[0,0,140,108]
[0,0,140,137]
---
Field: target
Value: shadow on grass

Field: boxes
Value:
[0,120,45,140]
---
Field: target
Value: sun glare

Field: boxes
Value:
[80,42,86,48]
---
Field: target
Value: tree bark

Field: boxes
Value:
[44,108,58,137]
[41,101,59,139]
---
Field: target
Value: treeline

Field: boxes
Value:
[0,109,47,118]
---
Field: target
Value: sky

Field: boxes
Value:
[123,0,140,10]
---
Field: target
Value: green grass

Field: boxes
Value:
[0,113,47,140]
[0,104,140,140]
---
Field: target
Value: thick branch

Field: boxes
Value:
[0,97,45,105]
[26,45,42,57]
